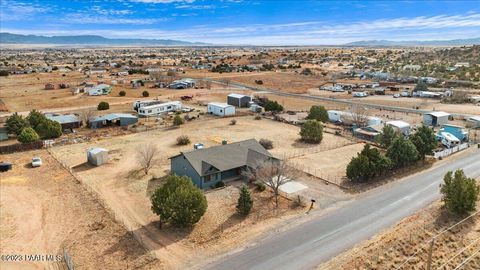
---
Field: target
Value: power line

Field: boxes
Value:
[395,210,479,270]
[437,237,480,269]
[452,248,480,270]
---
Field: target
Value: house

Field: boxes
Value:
[438,124,468,141]
[466,116,480,128]
[423,111,450,127]
[207,102,236,116]
[168,78,196,89]
[0,126,8,141]
[87,84,112,96]
[45,114,82,131]
[137,101,182,117]
[45,83,55,90]
[353,124,383,141]
[87,148,108,166]
[386,120,411,136]
[89,113,138,129]
[170,139,275,189]
[227,93,251,107]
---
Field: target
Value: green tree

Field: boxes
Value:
[119,90,126,96]
[6,113,30,135]
[17,127,40,143]
[386,137,419,168]
[142,90,149,97]
[414,80,428,92]
[264,100,283,112]
[97,101,110,110]
[376,125,398,149]
[410,125,437,160]
[36,119,62,139]
[173,115,184,126]
[150,175,207,227]
[440,170,479,215]
[300,119,323,143]
[236,185,253,217]
[346,154,370,182]
[26,109,47,129]
[346,144,392,182]
[307,105,328,122]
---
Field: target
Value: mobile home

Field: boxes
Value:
[137,101,182,117]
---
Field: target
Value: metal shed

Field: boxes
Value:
[45,114,81,130]
[227,93,251,107]
[423,111,450,127]
[89,113,138,129]
[87,148,108,166]
[207,102,236,116]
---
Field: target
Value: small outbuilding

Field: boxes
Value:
[466,116,480,128]
[45,114,82,131]
[207,102,236,117]
[87,148,108,166]
[227,93,251,107]
[423,111,451,127]
[386,120,411,136]
[89,113,138,129]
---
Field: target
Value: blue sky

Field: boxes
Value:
[1,0,480,45]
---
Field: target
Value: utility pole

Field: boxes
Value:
[426,238,435,270]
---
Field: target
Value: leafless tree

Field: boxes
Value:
[349,104,369,127]
[243,159,298,208]
[79,109,95,127]
[222,78,231,88]
[136,143,160,175]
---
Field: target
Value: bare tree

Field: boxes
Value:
[349,104,369,127]
[79,109,95,127]
[243,159,298,208]
[136,143,160,175]
[222,78,231,88]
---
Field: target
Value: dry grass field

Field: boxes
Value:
[0,150,160,270]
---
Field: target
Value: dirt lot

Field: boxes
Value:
[0,150,160,270]
[319,195,480,270]
[49,116,351,269]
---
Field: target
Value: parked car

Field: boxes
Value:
[31,157,42,167]
[393,94,401,98]
[0,162,12,172]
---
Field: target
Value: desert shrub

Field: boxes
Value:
[176,135,190,145]
[255,181,266,192]
[264,100,283,112]
[214,181,226,188]
[151,175,207,227]
[17,127,40,143]
[0,70,9,76]
[255,80,263,85]
[230,119,237,125]
[97,101,110,110]
[119,90,126,96]
[254,115,262,120]
[173,115,184,126]
[142,91,149,97]
[259,138,273,149]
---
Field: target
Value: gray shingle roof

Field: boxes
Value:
[177,139,273,176]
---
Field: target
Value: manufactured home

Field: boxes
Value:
[207,102,236,117]
[86,84,112,96]
[132,100,164,111]
[137,101,182,117]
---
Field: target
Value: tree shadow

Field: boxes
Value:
[211,212,243,236]
[291,139,319,149]
[433,208,477,233]
[146,175,169,197]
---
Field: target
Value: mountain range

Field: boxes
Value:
[0,32,208,46]
[344,38,480,46]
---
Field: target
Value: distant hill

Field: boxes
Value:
[0,32,209,46]
[344,38,480,47]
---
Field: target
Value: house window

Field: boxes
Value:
[204,174,215,182]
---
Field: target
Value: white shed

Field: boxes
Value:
[386,120,411,136]
[207,102,236,116]
[87,148,108,166]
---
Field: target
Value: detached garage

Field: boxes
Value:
[207,102,236,117]
[227,93,251,107]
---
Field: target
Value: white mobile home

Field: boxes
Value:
[137,101,182,117]
[207,102,236,116]
[132,100,164,111]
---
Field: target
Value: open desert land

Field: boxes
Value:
[0,149,160,270]
[48,116,355,269]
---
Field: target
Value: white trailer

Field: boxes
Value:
[440,132,460,148]
[133,100,164,111]
[207,102,235,116]
[137,101,182,117]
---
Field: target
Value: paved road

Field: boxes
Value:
[207,149,480,270]
[206,79,475,118]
